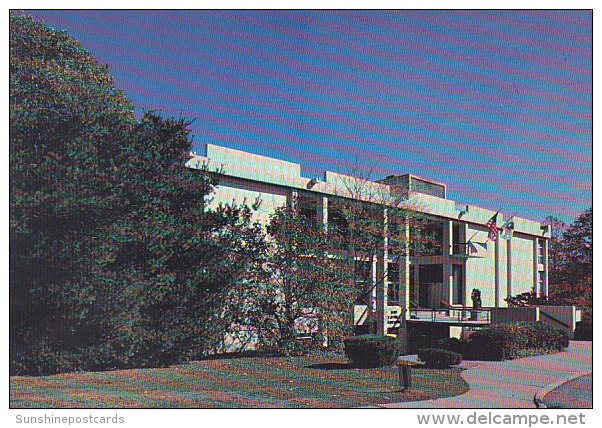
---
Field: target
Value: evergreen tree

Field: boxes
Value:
[540,208,592,308]
[10,11,266,374]
[561,207,592,302]
[10,10,137,374]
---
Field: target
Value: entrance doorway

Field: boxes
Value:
[418,264,443,309]
[452,264,465,306]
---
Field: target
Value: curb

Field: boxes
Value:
[533,371,593,409]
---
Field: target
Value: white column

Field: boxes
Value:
[414,251,420,307]
[494,236,500,307]
[460,222,468,306]
[317,195,328,232]
[398,213,410,354]
[533,238,539,297]
[317,195,328,347]
[413,217,420,308]
[368,257,377,334]
[287,188,298,209]
[443,220,453,305]
[543,238,549,296]
[376,208,389,336]
[506,237,512,305]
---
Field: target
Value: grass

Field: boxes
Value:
[10,351,468,408]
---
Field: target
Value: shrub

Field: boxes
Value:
[343,334,401,368]
[467,322,569,360]
[574,313,592,341]
[417,348,463,368]
[526,322,569,350]
[437,337,463,354]
[433,322,569,362]
[467,324,519,360]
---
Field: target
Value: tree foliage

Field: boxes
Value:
[10,11,266,375]
[329,159,425,336]
[542,207,592,308]
[561,207,592,286]
[10,10,137,374]
[505,291,561,307]
[507,207,593,310]
[244,202,353,355]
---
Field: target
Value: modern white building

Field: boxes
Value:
[186,144,551,352]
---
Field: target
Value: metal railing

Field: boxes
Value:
[408,307,490,324]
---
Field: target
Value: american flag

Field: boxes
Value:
[486,213,498,241]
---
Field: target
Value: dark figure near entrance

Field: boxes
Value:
[471,288,482,310]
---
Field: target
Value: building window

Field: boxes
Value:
[452,224,464,255]
[538,239,545,265]
[411,177,445,199]
[538,271,546,296]
[354,261,371,305]
[387,262,399,305]
[388,213,405,259]
[298,191,317,227]
[327,203,348,251]
[416,218,444,256]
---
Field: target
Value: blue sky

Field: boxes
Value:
[23,9,592,225]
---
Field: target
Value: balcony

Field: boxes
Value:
[357,305,492,328]
[452,243,468,256]
[408,307,490,326]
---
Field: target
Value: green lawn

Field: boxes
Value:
[10,352,468,408]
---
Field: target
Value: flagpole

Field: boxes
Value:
[500,212,518,229]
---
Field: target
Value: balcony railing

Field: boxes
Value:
[408,307,490,324]
[452,243,468,256]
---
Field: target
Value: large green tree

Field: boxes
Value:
[562,208,592,285]
[513,207,593,309]
[10,11,265,375]
[558,207,593,307]
[10,10,138,374]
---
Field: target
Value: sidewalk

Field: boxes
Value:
[539,373,593,408]
[383,341,592,408]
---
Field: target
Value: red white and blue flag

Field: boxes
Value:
[486,213,498,241]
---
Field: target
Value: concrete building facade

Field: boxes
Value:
[186,144,550,350]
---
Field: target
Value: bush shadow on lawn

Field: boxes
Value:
[305,362,451,371]
[304,362,354,370]
[198,350,283,362]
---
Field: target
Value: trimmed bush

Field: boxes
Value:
[437,337,463,354]
[574,313,592,341]
[435,322,569,362]
[466,322,569,360]
[417,348,463,368]
[343,334,401,368]
[526,322,569,350]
